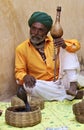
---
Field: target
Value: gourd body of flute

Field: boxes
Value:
[50,6,63,38]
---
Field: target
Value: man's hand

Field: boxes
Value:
[54,38,66,48]
[23,75,36,88]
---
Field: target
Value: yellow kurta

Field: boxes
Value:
[15,36,80,84]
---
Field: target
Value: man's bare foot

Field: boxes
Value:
[75,90,84,99]
[66,82,78,96]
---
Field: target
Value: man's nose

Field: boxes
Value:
[34,29,39,35]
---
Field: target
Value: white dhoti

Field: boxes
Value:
[32,80,74,101]
[24,48,82,101]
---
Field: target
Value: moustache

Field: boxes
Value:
[30,35,43,40]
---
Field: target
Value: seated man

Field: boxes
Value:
[15,11,83,101]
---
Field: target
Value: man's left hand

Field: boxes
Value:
[54,38,66,48]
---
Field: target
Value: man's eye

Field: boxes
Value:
[31,27,36,30]
[39,29,44,32]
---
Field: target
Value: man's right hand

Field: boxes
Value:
[23,75,36,88]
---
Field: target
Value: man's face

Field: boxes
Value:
[30,22,48,45]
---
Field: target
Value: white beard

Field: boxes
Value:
[30,34,46,45]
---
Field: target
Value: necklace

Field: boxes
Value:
[36,46,46,63]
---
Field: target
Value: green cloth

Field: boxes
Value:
[28,11,53,31]
[0,100,84,130]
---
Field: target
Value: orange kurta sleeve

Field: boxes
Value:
[15,42,28,84]
[64,39,80,52]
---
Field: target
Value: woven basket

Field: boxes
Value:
[73,100,84,115]
[72,99,84,123]
[76,115,84,124]
[5,105,41,127]
[0,110,2,116]
[11,95,44,110]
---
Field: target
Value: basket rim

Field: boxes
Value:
[6,105,40,114]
